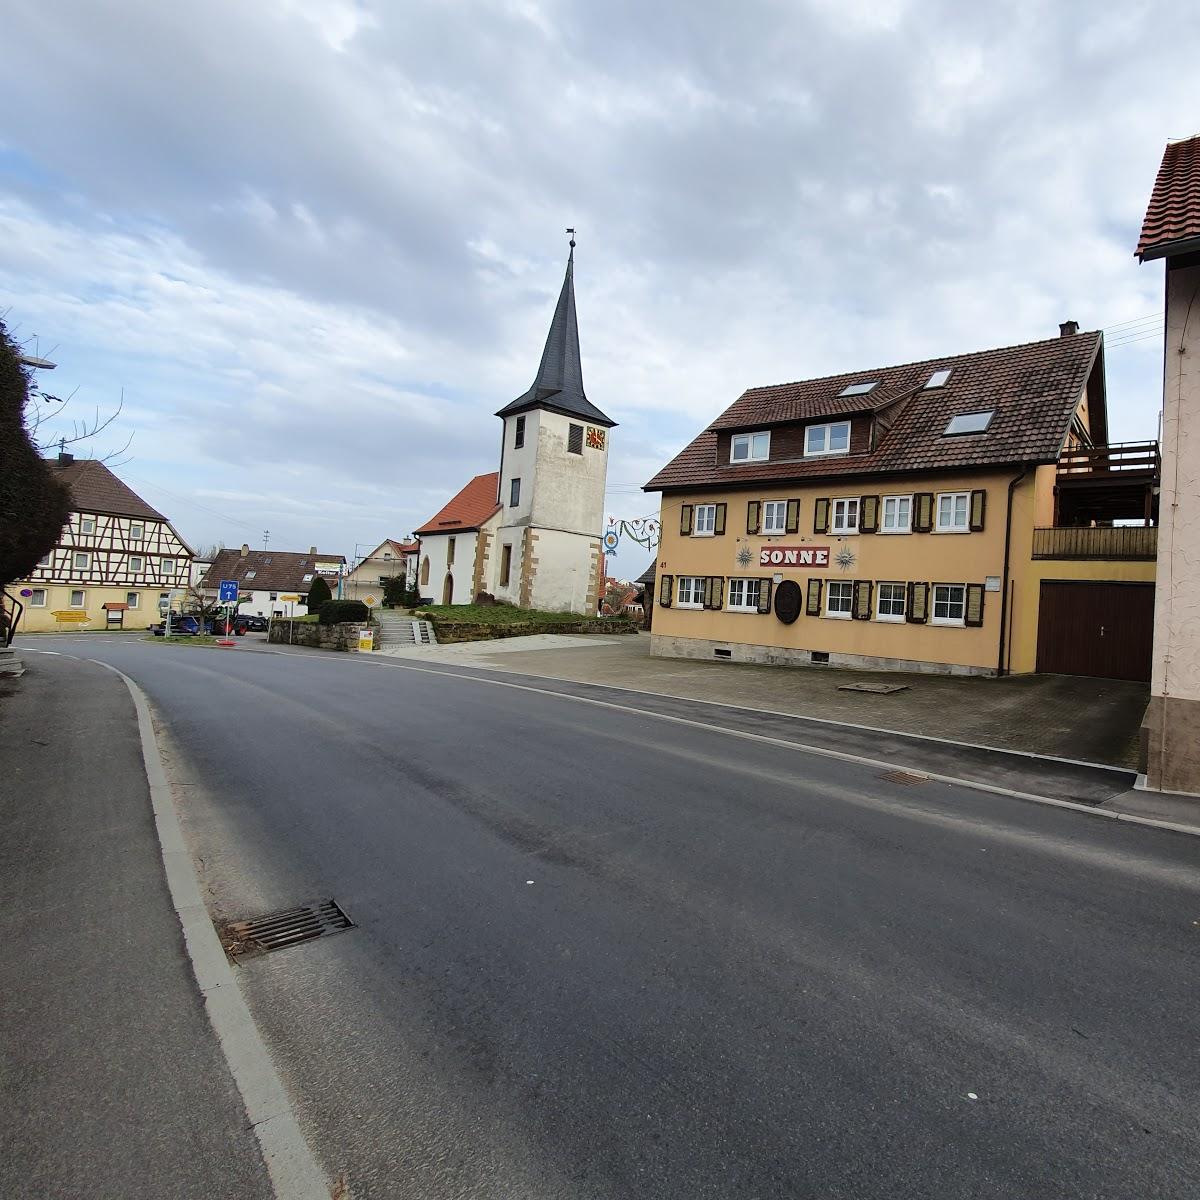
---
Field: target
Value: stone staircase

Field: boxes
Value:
[373,611,438,649]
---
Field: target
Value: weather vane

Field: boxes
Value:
[566,226,576,248]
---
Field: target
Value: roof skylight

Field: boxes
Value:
[838,381,879,397]
[925,369,952,389]
[944,410,995,436]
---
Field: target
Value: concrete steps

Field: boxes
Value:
[373,614,437,647]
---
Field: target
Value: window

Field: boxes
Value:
[676,576,707,608]
[126,592,140,608]
[730,431,770,462]
[244,570,257,580]
[831,498,859,534]
[932,584,967,625]
[805,421,851,457]
[129,556,144,572]
[838,381,878,397]
[500,544,513,587]
[447,537,456,566]
[129,523,143,540]
[38,553,51,567]
[510,477,521,507]
[826,580,854,618]
[81,517,95,534]
[876,582,906,622]
[29,588,47,607]
[944,410,994,436]
[514,415,526,449]
[568,424,584,454]
[693,504,717,535]
[302,573,314,582]
[924,369,952,389]
[762,500,787,535]
[880,495,911,533]
[935,492,970,532]
[74,552,89,570]
[161,557,175,575]
[70,589,85,608]
[727,578,762,611]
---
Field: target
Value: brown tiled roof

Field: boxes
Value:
[200,548,345,594]
[414,472,501,535]
[1136,135,1200,260]
[53,458,166,521]
[645,331,1102,492]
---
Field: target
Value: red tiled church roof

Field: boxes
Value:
[414,472,501,535]
[1136,135,1200,260]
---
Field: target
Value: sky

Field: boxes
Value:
[1,0,1195,581]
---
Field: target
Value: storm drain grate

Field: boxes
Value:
[879,769,929,787]
[218,898,354,959]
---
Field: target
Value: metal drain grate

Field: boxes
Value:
[879,769,929,786]
[219,898,354,959]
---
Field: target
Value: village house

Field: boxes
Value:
[13,453,193,632]
[414,239,616,614]
[199,545,346,618]
[342,538,419,606]
[644,326,1158,679]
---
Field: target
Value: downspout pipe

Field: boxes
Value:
[997,464,1030,676]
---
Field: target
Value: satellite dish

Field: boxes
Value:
[19,354,57,369]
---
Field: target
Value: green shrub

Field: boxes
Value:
[318,599,370,625]
[305,575,333,610]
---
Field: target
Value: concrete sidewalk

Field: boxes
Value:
[0,655,271,1199]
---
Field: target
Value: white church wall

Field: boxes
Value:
[418,531,479,605]
[527,528,598,614]
[529,410,609,537]
[498,411,539,522]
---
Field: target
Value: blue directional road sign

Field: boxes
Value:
[218,580,240,604]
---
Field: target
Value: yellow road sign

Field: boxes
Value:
[357,628,375,652]
[52,610,90,623]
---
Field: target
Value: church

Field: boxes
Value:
[414,239,616,615]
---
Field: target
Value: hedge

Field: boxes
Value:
[318,599,370,625]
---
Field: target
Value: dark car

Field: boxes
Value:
[206,613,269,635]
[151,615,202,637]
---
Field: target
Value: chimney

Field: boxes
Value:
[57,451,74,465]
[309,546,317,555]
[1059,320,1079,337]
[240,544,250,557]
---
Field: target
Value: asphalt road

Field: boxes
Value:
[22,635,1200,1199]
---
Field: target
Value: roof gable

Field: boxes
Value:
[1137,135,1200,260]
[200,548,345,594]
[53,458,167,521]
[414,472,501,535]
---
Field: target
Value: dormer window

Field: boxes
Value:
[805,421,851,457]
[944,410,994,436]
[925,369,952,389]
[838,381,878,397]
[730,431,770,463]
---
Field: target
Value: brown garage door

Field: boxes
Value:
[1036,581,1154,682]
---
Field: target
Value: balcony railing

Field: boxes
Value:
[1032,526,1157,561]
[1057,441,1160,478]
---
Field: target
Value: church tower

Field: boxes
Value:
[487,235,616,614]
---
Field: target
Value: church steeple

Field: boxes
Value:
[496,233,616,429]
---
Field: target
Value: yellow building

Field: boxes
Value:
[13,454,193,632]
[644,327,1158,679]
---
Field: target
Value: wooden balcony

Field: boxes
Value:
[1055,441,1160,526]
[1057,441,1160,479]
[1032,526,1158,561]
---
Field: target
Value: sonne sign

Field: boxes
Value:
[758,546,830,568]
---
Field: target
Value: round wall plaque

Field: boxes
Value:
[773,579,802,624]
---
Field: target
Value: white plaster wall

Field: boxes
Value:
[488,525,526,605]
[528,410,609,536]
[498,411,539,525]
[527,528,598,614]
[1151,260,1200,702]
[417,531,479,604]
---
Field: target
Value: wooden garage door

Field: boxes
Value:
[1036,581,1154,682]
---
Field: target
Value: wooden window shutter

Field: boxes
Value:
[813,498,830,534]
[853,580,873,620]
[707,576,725,609]
[906,581,929,623]
[965,583,985,626]
[659,574,673,607]
[746,501,761,535]
[680,504,693,536]
[786,499,801,534]
[714,503,727,536]
[757,578,773,614]
[969,490,987,532]
[806,578,823,616]
[913,493,934,533]
[860,495,880,534]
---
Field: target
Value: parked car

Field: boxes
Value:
[206,613,269,635]
[151,615,202,637]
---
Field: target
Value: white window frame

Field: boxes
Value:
[761,500,787,535]
[876,582,906,622]
[126,592,140,608]
[730,431,770,463]
[831,497,859,535]
[74,551,90,570]
[727,578,762,612]
[676,576,707,609]
[825,580,854,619]
[29,588,47,607]
[129,555,144,573]
[38,552,51,567]
[81,517,95,535]
[935,491,971,533]
[161,557,176,575]
[931,583,967,626]
[69,589,86,608]
[693,504,717,536]
[805,421,852,457]
[130,523,144,540]
[880,495,912,534]
[244,570,256,580]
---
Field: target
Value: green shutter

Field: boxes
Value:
[913,493,934,533]
[659,574,673,607]
[806,578,823,616]
[860,495,880,534]
[707,576,725,609]
[746,501,761,534]
[970,490,987,532]
[757,578,773,614]
[965,583,985,626]
[786,498,801,534]
[680,505,693,536]
[714,503,727,536]
[853,580,873,620]
[907,581,928,623]
[813,498,830,534]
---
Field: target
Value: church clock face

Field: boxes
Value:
[586,426,606,450]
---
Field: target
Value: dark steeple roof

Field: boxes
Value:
[495,240,616,429]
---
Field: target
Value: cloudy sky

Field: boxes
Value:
[1,0,1194,578]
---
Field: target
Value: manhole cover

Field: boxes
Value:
[879,769,928,786]
[218,898,354,959]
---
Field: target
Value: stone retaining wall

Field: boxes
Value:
[427,617,638,644]
[267,619,372,651]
